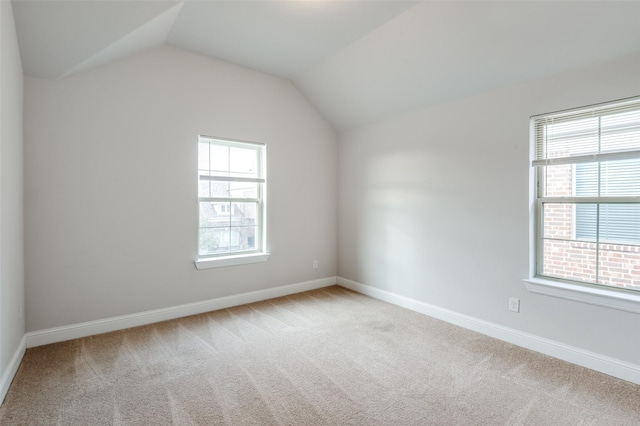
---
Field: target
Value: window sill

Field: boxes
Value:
[523,278,640,314]
[195,253,270,270]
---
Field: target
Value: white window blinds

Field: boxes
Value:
[532,97,640,168]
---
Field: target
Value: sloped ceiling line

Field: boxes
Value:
[59,2,185,80]
[12,1,640,131]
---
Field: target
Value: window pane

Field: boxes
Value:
[209,182,231,198]
[199,141,229,176]
[229,146,260,177]
[231,202,257,226]
[209,144,229,175]
[575,159,640,198]
[199,181,258,199]
[229,182,258,198]
[542,203,575,240]
[544,117,599,159]
[542,164,574,197]
[600,159,640,197]
[574,204,597,242]
[574,163,598,197]
[198,181,211,198]
[198,142,210,172]
[600,109,640,153]
[229,226,257,251]
[542,239,596,284]
[601,204,639,244]
[199,202,230,228]
[199,228,230,255]
[598,243,640,291]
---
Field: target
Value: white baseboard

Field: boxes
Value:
[1,335,26,405]
[337,277,640,385]
[26,277,337,348]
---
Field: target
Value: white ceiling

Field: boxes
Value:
[11,1,640,130]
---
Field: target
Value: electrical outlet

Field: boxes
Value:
[509,297,520,313]
[18,306,23,321]
[313,260,318,269]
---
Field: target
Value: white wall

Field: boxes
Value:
[24,46,337,332]
[0,0,25,395]
[338,51,640,365]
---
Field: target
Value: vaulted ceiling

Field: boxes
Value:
[11,1,640,130]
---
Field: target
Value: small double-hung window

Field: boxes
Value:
[197,136,267,268]
[532,97,640,293]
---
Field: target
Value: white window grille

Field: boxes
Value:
[198,136,266,259]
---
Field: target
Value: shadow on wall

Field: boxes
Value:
[353,145,524,304]
[358,150,439,296]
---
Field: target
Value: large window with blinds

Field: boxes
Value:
[532,97,640,292]
[197,136,266,260]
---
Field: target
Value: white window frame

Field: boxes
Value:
[524,97,640,313]
[195,136,269,270]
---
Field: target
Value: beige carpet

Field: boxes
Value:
[1,286,639,425]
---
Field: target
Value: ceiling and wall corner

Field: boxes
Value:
[58,2,185,79]
[12,1,640,131]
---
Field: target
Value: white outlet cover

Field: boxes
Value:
[509,297,520,312]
